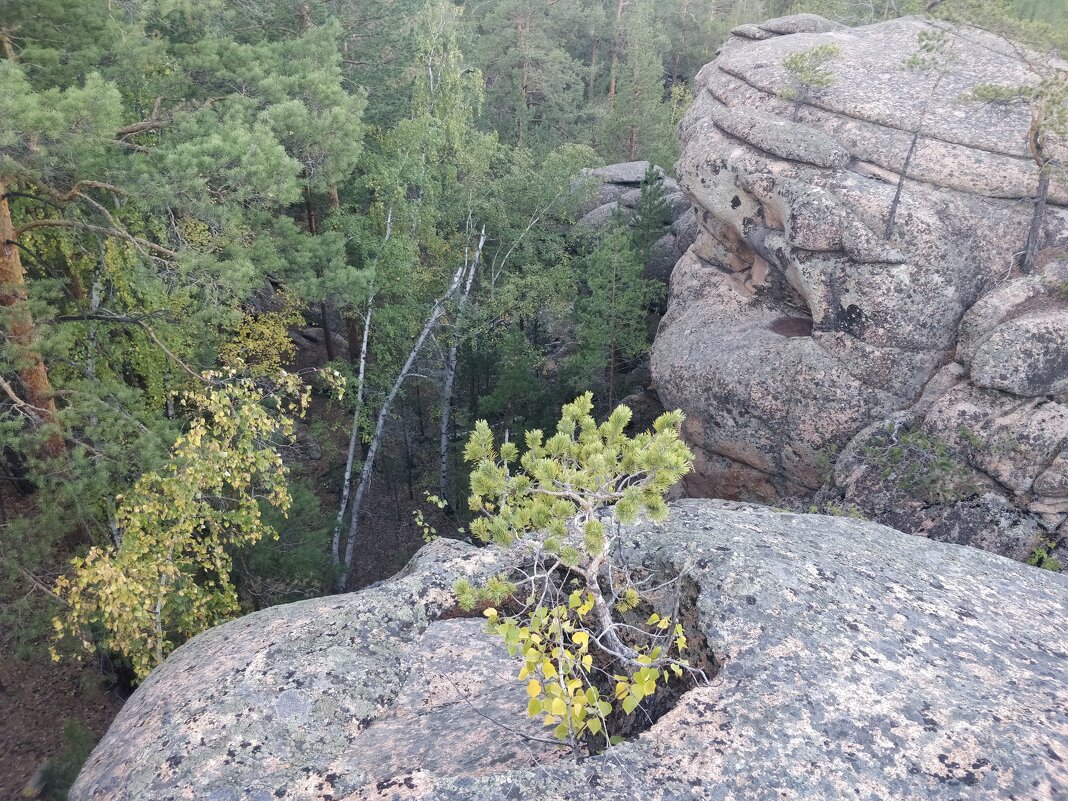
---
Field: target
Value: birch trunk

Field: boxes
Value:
[438,226,485,507]
[336,260,469,591]
[332,208,391,565]
[331,294,373,566]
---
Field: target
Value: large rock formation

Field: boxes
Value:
[651,14,1068,567]
[72,500,1068,800]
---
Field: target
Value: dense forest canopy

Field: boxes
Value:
[0,0,1066,793]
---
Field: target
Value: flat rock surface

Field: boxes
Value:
[73,501,1068,800]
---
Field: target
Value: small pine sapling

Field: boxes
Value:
[456,393,703,753]
[780,44,841,120]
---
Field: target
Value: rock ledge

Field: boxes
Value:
[73,500,1068,800]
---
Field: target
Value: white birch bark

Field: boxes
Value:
[438,226,485,506]
[336,259,469,590]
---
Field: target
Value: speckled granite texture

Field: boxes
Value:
[71,499,1067,800]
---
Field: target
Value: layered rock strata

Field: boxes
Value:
[652,14,1068,566]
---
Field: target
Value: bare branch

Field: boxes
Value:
[115,97,167,139]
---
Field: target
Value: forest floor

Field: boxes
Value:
[0,652,124,799]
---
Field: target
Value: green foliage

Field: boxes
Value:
[963,76,1068,144]
[1027,539,1063,572]
[52,372,311,679]
[864,425,978,503]
[568,222,663,406]
[460,394,696,749]
[234,481,340,608]
[767,0,923,25]
[630,166,672,254]
[598,0,678,167]
[780,44,841,111]
[809,502,869,521]
[454,574,520,612]
[41,719,98,801]
[813,445,841,483]
[483,600,687,742]
[463,393,692,552]
[904,30,953,72]
[458,0,601,150]
[219,292,306,377]
[413,493,450,543]
[931,0,1068,53]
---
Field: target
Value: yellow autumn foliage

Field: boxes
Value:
[53,372,311,679]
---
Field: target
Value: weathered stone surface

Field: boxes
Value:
[652,14,1068,566]
[970,311,1068,397]
[69,540,512,801]
[757,13,849,35]
[586,160,653,185]
[73,501,1068,800]
[575,200,623,231]
[707,105,851,169]
[646,233,685,283]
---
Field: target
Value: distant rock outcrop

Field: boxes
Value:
[651,14,1068,568]
[71,500,1068,800]
[577,160,698,283]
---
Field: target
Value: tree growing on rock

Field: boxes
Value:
[962,68,1067,273]
[885,29,956,238]
[780,43,842,120]
[455,393,703,753]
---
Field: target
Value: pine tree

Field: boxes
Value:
[597,0,677,167]
[0,0,370,652]
[460,0,601,149]
[568,222,663,409]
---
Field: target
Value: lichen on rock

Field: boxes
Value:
[71,500,1068,800]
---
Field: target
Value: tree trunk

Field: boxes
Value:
[884,128,919,239]
[297,2,312,31]
[0,29,16,62]
[608,0,626,102]
[304,186,337,361]
[607,252,619,410]
[331,293,373,566]
[885,46,953,239]
[336,259,470,591]
[587,35,600,102]
[670,0,691,86]
[1023,161,1051,275]
[325,185,366,364]
[332,207,389,565]
[0,178,64,455]
[438,227,485,508]
[1022,106,1054,276]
